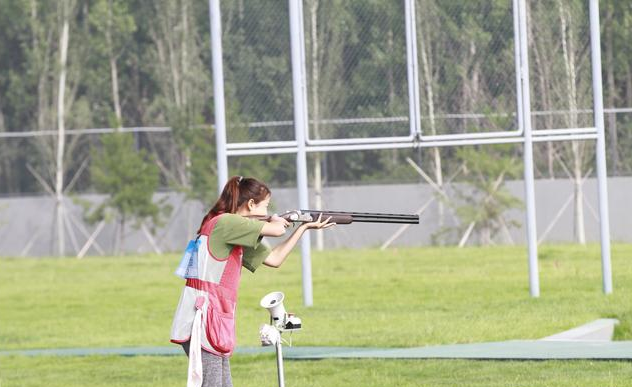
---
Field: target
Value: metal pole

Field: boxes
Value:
[275,340,285,387]
[289,0,313,306]
[512,0,524,134]
[518,0,539,297]
[225,132,600,157]
[589,0,613,294]
[209,0,229,194]
[404,0,421,137]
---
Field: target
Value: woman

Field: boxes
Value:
[170,176,334,387]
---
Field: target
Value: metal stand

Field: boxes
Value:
[260,291,300,387]
[275,337,285,387]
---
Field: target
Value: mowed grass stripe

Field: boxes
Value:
[1,245,632,386]
[1,245,631,350]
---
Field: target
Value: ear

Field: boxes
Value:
[247,199,256,211]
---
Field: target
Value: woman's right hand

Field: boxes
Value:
[270,214,291,228]
[261,214,291,237]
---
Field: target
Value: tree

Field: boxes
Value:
[417,0,445,236]
[217,1,298,188]
[528,0,594,244]
[88,0,136,128]
[602,0,632,175]
[305,0,356,248]
[444,144,523,246]
[142,0,211,193]
[88,132,170,254]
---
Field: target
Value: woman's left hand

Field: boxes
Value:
[302,213,336,230]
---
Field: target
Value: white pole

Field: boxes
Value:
[275,340,285,387]
[589,0,613,294]
[518,0,539,297]
[289,0,313,307]
[512,0,524,133]
[404,0,421,137]
[209,0,229,194]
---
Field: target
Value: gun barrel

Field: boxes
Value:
[301,210,419,224]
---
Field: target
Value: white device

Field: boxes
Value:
[260,291,301,331]
[260,291,287,328]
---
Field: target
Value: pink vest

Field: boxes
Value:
[170,214,243,357]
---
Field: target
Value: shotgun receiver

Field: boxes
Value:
[269,210,419,225]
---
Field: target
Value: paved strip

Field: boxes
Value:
[2,341,632,360]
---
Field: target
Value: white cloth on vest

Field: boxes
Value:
[187,296,205,387]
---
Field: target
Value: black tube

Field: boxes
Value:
[301,210,419,224]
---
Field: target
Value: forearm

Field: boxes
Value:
[264,225,308,267]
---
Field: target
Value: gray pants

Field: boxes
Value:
[182,341,233,387]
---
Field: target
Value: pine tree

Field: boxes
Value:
[88,132,170,253]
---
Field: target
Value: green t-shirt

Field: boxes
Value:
[209,214,271,273]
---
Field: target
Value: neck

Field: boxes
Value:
[236,208,250,216]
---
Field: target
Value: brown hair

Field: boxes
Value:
[197,176,271,234]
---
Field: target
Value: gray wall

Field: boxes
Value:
[1,177,630,257]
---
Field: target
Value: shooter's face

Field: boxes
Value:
[248,195,271,217]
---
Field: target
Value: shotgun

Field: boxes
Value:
[257,210,419,225]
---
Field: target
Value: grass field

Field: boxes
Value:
[1,244,632,386]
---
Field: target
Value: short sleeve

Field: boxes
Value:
[242,241,272,273]
[214,214,266,248]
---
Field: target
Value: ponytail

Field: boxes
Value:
[197,176,271,234]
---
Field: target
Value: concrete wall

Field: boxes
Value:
[0,177,630,257]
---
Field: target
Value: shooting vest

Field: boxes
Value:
[170,214,243,358]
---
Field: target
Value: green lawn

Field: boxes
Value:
[1,244,632,386]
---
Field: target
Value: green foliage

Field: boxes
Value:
[88,132,170,230]
[88,0,136,51]
[438,143,523,245]
[2,0,632,196]
[182,124,218,205]
[85,0,136,128]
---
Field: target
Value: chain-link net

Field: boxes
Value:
[527,0,596,181]
[528,0,594,131]
[305,0,410,140]
[609,110,632,175]
[0,131,177,196]
[221,1,295,143]
[416,0,518,136]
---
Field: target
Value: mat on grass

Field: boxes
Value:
[2,340,632,360]
[3,320,627,360]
